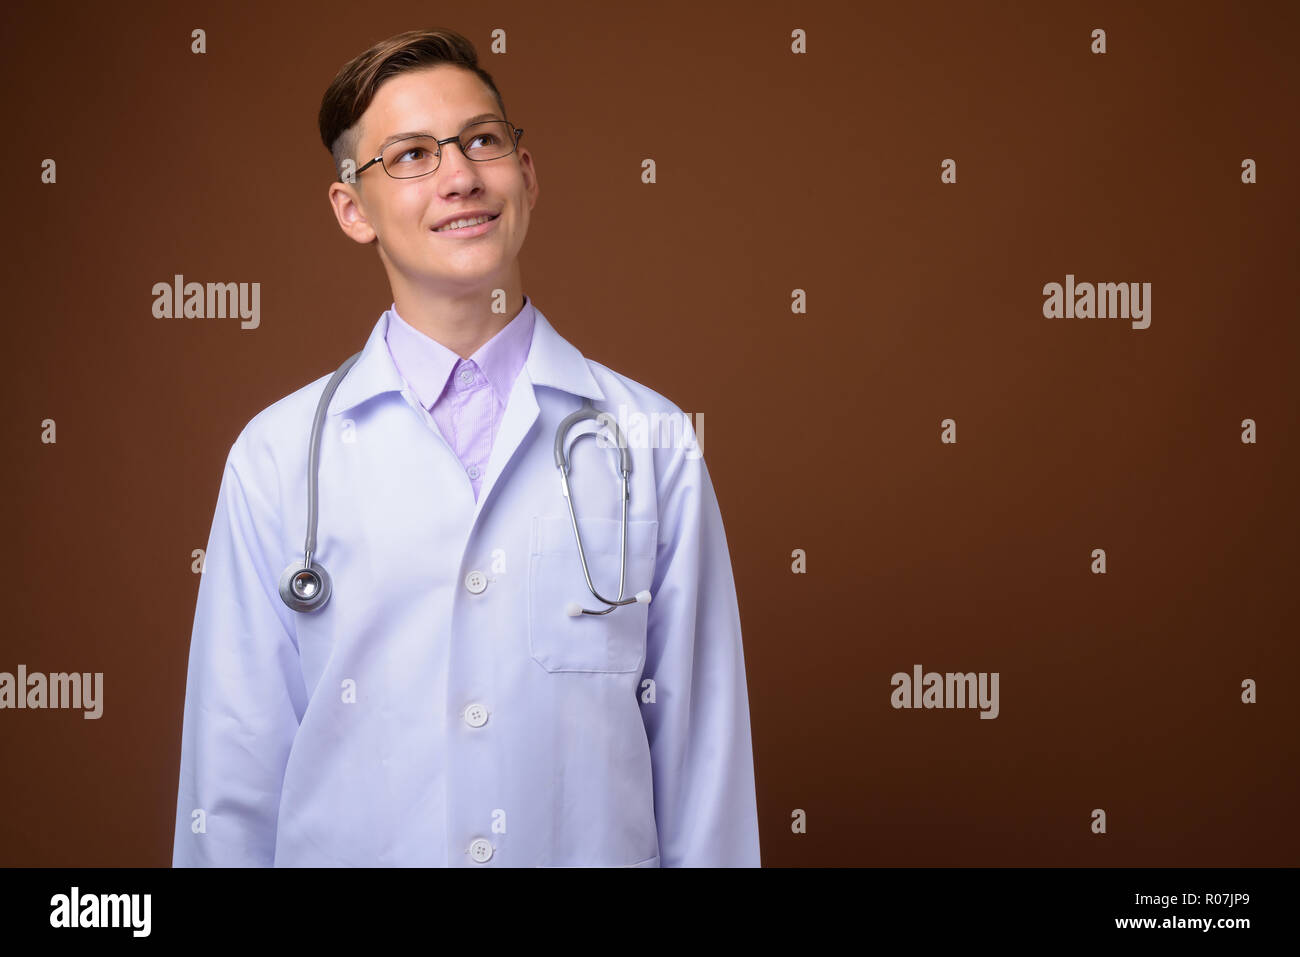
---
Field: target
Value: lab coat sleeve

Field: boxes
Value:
[172,430,308,867]
[641,439,761,866]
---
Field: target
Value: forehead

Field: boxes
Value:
[360,65,498,152]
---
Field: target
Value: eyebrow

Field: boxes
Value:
[375,114,504,152]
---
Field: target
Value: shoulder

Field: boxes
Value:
[584,357,689,421]
[580,357,708,502]
[225,370,336,485]
[584,357,702,455]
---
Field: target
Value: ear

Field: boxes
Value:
[517,146,540,212]
[327,181,378,245]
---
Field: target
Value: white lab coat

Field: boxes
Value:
[172,302,761,867]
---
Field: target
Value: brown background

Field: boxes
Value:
[1,0,1296,866]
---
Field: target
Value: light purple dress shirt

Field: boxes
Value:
[384,295,537,501]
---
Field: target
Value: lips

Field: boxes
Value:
[432,211,499,230]
[431,213,500,238]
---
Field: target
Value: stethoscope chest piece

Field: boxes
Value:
[279,560,333,613]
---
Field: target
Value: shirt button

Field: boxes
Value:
[468,838,493,863]
[458,368,474,385]
[464,570,487,594]
[467,465,481,479]
[464,703,488,727]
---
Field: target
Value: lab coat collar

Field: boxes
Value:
[385,296,536,411]
[328,300,605,417]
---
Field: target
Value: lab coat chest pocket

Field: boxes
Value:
[528,515,658,673]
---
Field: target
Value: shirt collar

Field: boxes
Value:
[327,296,605,417]
[385,295,537,410]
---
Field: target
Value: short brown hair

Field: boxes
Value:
[318,28,509,181]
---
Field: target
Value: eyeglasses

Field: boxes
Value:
[356,120,524,180]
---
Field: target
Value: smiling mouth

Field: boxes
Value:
[432,213,500,234]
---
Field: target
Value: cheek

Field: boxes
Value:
[513,201,531,230]
[391,191,434,229]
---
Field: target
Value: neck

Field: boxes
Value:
[389,280,525,359]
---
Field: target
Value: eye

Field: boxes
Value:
[396,146,431,164]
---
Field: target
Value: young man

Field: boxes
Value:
[172,29,760,867]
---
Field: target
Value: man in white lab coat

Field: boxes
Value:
[172,28,760,867]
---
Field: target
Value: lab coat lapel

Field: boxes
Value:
[328,305,608,522]
[326,313,405,416]
[472,367,539,519]
[470,306,606,520]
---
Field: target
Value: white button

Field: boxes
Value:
[468,838,493,863]
[464,570,487,594]
[467,465,481,479]
[458,369,474,385]
[464,703,488,727]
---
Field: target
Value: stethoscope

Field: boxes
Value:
[278,351,653,619]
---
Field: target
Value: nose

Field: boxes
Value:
[436,137,478,177]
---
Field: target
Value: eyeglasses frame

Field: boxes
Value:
[354,119,525,180]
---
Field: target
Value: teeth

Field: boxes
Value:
[436,214,494,232]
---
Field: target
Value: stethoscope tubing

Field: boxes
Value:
[280,360,650,618]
